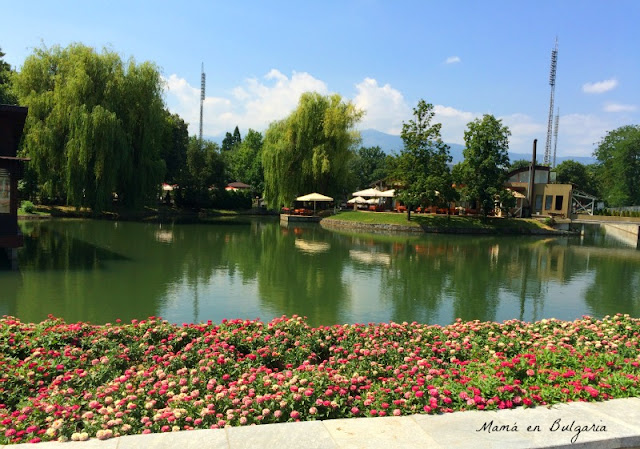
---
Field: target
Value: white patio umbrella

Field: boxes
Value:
[347,196,367,204]
[352,188,384,197]
[295,192,333,215]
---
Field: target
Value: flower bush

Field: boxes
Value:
[1,314,640,444]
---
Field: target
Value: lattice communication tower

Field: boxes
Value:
[552,109,560,168]
[199,63,206,147]
[544,39,558,165]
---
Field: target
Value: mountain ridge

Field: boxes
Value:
[358,128,597,166]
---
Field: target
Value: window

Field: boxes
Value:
[535,194,543,212]
[555,195,564,211]
[0,169,10,214]
[544,195,553,210]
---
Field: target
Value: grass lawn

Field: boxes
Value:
[17,208,51,218]
[324,211,554,232]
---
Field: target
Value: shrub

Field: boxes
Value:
[20,200,35,214]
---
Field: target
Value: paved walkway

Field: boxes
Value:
[7,398,640,449]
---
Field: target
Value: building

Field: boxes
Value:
[505,165,573,217]
[225,181,252,191]
[0,105,29,269]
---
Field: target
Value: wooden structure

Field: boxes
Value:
[0,105,29,268]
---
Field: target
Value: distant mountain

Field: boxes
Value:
[359,128,597,165]
[358,129,404,154]
[508,153,597,166]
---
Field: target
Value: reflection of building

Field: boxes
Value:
[294,239,330,254]
[505,165,573,218]
[0,105,29,269]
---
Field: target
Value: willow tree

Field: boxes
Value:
[13,43,166,211]
[262,92,362,208]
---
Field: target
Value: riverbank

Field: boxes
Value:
[18,205,275,222]
[1,314,639,445]
[321,211,572,235]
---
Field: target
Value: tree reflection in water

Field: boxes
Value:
[3,220,640,326]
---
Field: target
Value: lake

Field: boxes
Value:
[1,218,639,327]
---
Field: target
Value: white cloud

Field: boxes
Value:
[499,113,546,150]
[353,78,411,134]
[163,69,623,159]
[164,70,329,136]
[556,113,614,156]
[604,102,637,113]
[432,105,478,144]
[582,78,618,94]
[445,56,461,64]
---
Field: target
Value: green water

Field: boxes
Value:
[1,218,639,326]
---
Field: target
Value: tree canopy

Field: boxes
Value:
[12,43,167,211]
[456,114,512,216]
[161,112,189,185]
[509,159,530,171]
[594,125,640,207]
[349,146,389,189]
[554,160,598,196]
[262,92,362,208]
[0,47,17,105]
[222,126,242,152]
[225,129,264,194]
[394,100,455,216]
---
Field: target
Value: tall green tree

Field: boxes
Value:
[13,43,166,211]
[394,100,455,219]
[226,129,264,194]
[221,126,242,152]
[509,159,531,171]
[262,92,362,208]
[232,126,242,146]
[349,146,388,188]
[554,160,598,195]
[594,125,640,206]
[456,114,512,216]
[0,47,17,105]
[177,137,226,206]
[161,112,189,184]
[221,132,234,152]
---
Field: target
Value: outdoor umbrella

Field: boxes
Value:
[352,188,384,197]
[295,192,333,215]
[347,196,367,204]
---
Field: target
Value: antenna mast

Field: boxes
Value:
[199,63,205,147]
[552,108,559,168]
[544,38,558,166]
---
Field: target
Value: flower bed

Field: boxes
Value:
[1,314,640,444]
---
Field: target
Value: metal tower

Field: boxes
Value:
[544,39,558,165]
[552,109,559,168]
[199,63,205,147]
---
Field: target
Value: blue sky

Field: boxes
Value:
[3,0,639,157]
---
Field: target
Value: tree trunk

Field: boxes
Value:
[407,208,411,221]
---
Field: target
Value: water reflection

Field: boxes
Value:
[1,220,639,327]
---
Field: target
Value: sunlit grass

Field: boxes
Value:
[325,211,552,232]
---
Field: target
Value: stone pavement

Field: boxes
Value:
[7,398,640,449]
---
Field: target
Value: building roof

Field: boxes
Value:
[506,164,550,178]
[227,181,252,189]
